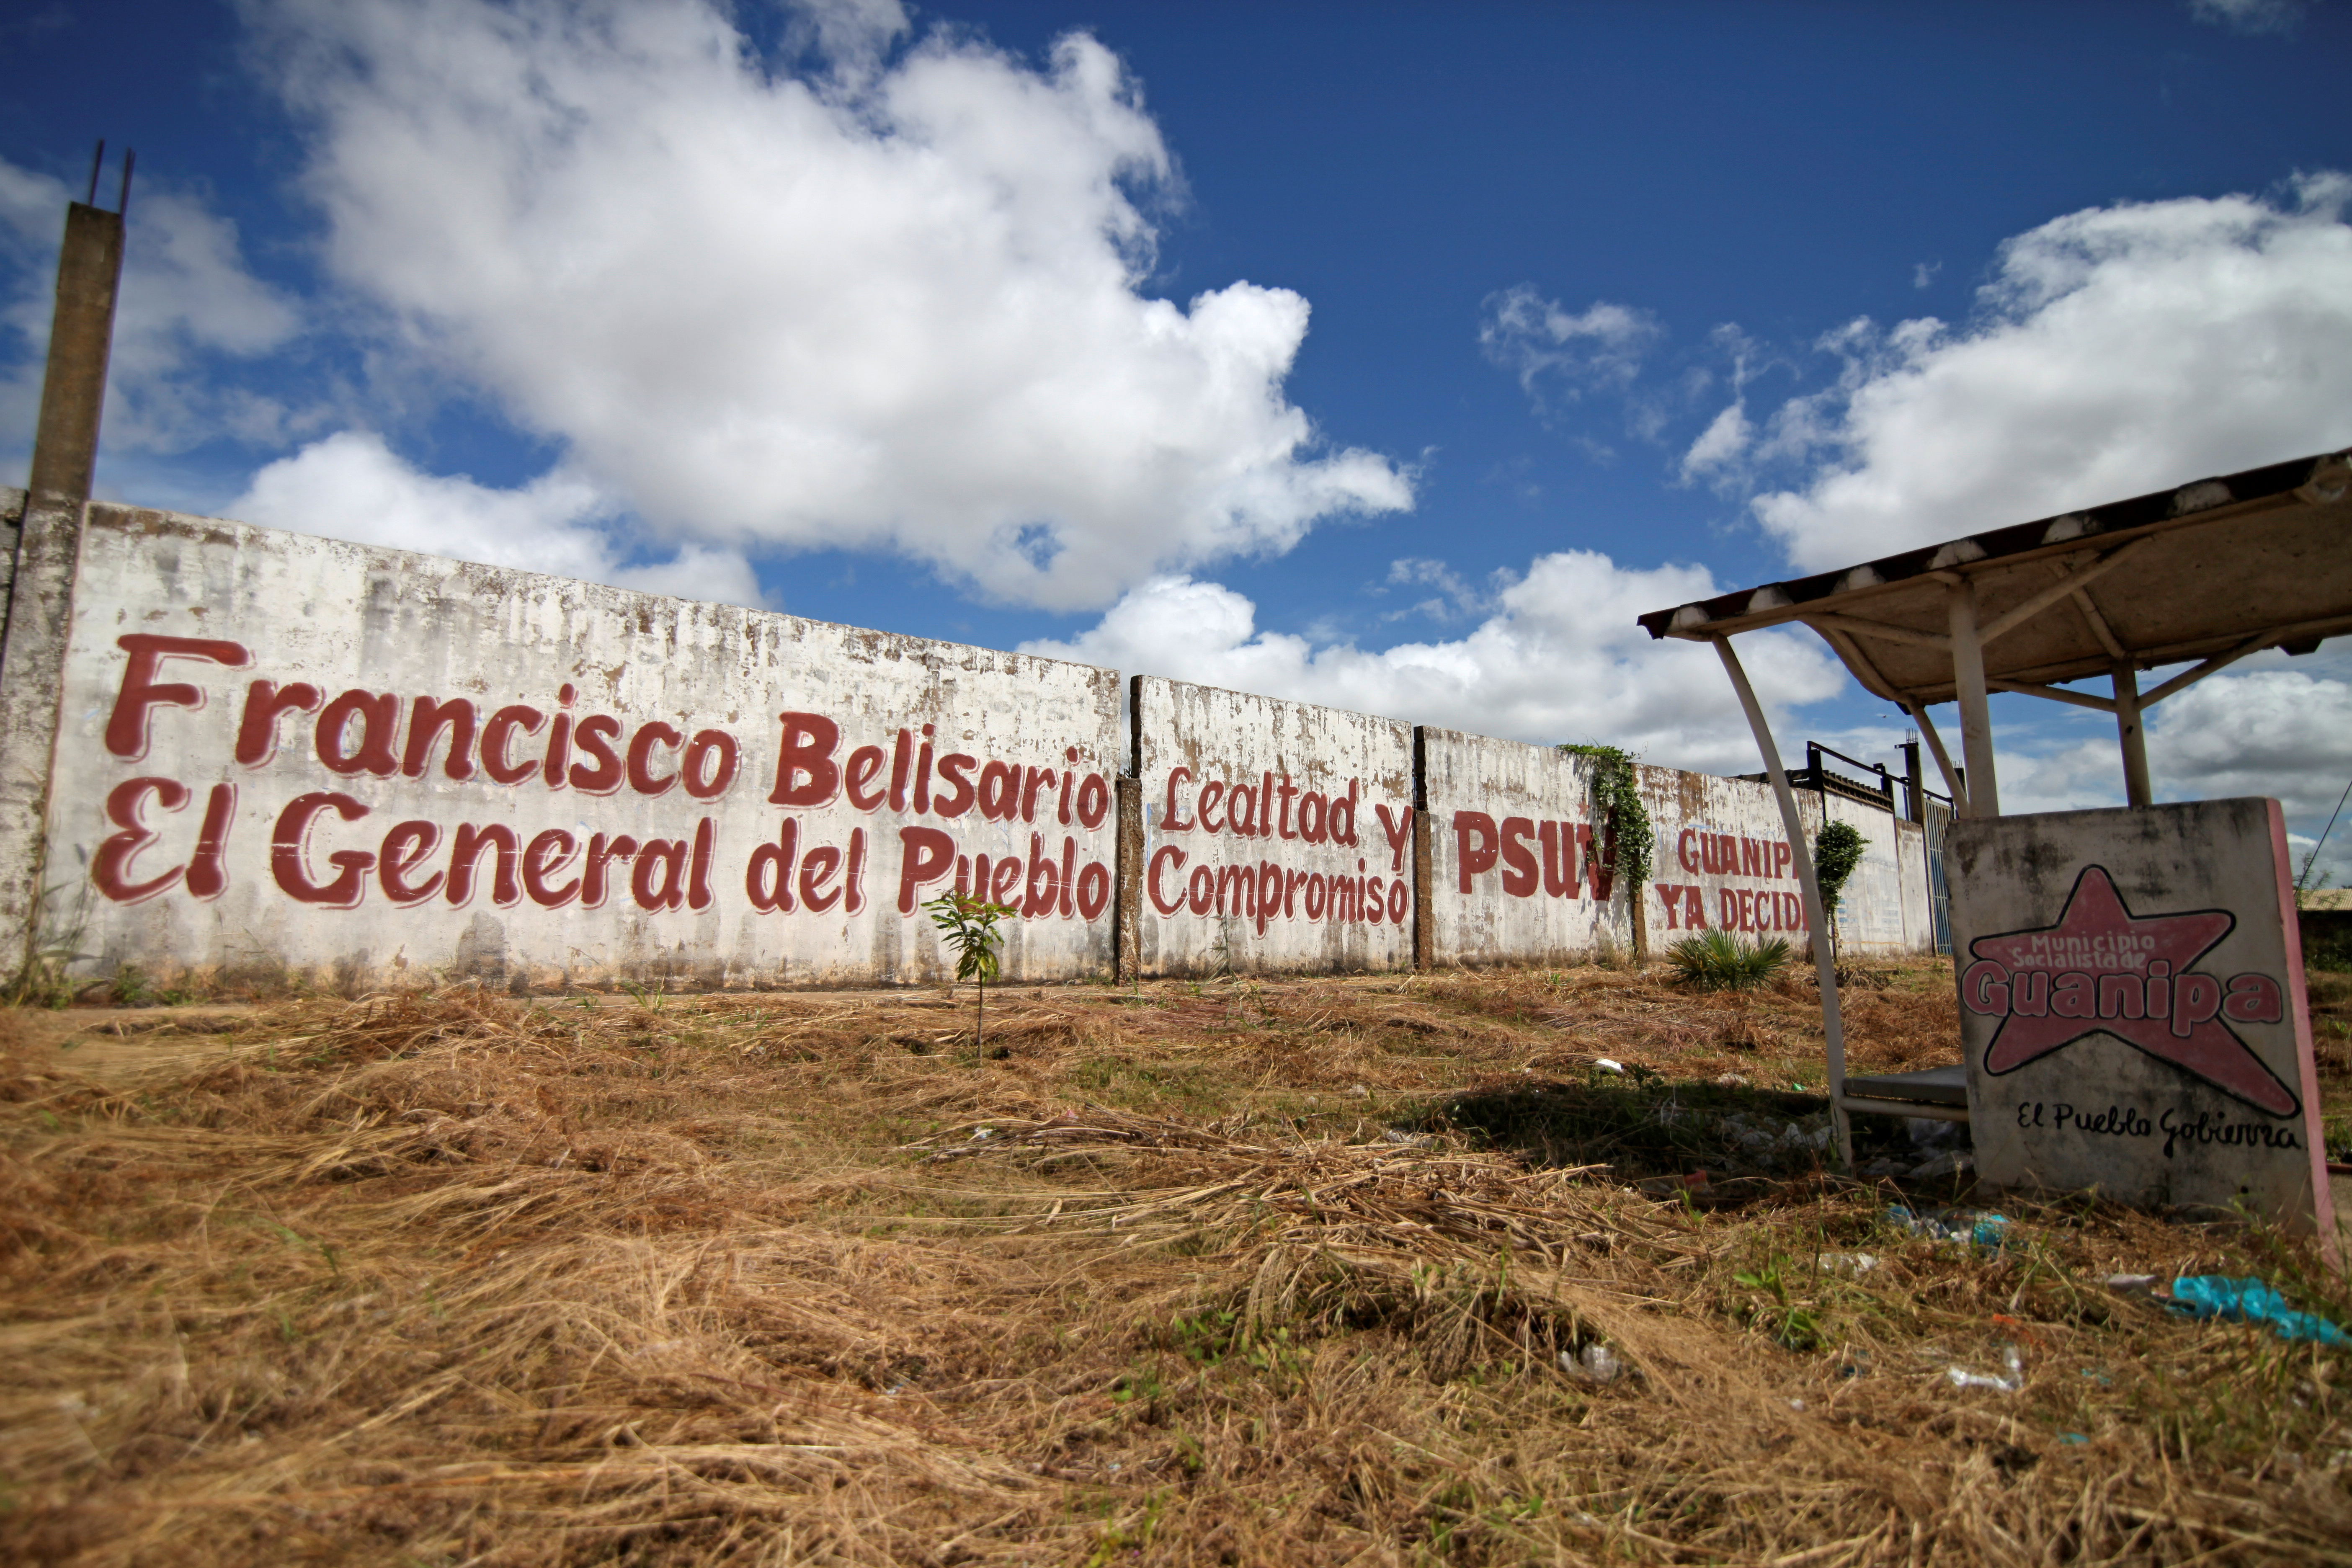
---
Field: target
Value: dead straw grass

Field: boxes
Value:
[3,965,2348,1565]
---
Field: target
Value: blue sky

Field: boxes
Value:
[4,0,2350,876]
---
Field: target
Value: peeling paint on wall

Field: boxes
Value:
[1130,676,1415,977]
[3,498,1939,993]
[41,503,1120,993]
[1638,765,1929,958]
[1418,728,1630,966]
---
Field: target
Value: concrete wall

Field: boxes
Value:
[33,502,1120,992]
[0,488,21,652]
[1640,766,1930,959]
[0,495,1940,991]
[1418,735,1936,969]
[1895,817,1932,953]
[1129,676,1416,976]
[1640,764,1814,953]
[1418,728,1630,967]
[1821,792,1919,956]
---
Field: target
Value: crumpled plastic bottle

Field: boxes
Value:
[1560,1343,1626,1384]
[1946,1346,2024,1393]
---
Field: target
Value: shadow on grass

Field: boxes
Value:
[1411,1070,1920,1185]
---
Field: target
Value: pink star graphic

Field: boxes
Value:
[1970,865,2296,1116]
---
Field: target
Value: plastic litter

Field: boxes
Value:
[1883,1120,1973,1179]
[1560,1343,1625,1385]
[1887,1205,2011,1250]
[1718,1109,1836,1167]
[2104,1273,2159,1297]
[1819,1251,1879,1276]
[2162,1276,2352,1347]
[1907,1148,1975,1181]
[1947,1346,2024,1393]
[1906,1118,1965,1153]
[1593,1058,1626,1075]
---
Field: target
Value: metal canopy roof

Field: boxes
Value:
[1628,444,2352,1156]
[1638,448,2352,709]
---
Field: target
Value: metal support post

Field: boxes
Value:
[2113,662,2151,808]
[1714,636,1854,1171]
[1947,578,1999,817]
[1909,704,1968,814]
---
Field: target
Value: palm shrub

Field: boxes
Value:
[1666,928,1795,991]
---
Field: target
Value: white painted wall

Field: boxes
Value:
[4,499,1941,991]
[1640,764,1816,953]
[1419,729,1629,966]
[44,503,1120,992]
[1821,792,1915,957]
[1131,676,1414,976]
[1641,766,1930,959]
[1894,818,1933,954]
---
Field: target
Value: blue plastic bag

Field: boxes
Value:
[2165,1276,2352,1347]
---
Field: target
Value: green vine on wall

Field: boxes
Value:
[1558,743,1654,893]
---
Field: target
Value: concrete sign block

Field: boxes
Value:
[39,503,1121,992]
[1951,799,2331,1235]
[1418,729,1627,966]
[1131,676,1413,976]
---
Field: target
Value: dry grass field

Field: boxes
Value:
[4,960,2351,1565]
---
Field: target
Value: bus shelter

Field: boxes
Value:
[1637,447,2351,1167]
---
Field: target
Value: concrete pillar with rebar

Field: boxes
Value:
[0,189,129,981]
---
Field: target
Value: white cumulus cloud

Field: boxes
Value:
[2188,0,2311,35]
[1478,286,1662,407]
[1022,555,1846,773]
[1679,400,1751,481]
[242,0,1411,610]
[1992,662,2352,882]
[230,430,766,608]
[1750,174,2352,572]
[2147,667,2352,820]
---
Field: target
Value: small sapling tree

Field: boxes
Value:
[924,890,1020,1055]
[1813,820,1867,962]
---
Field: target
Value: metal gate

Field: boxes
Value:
[1923,797,1953,957]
